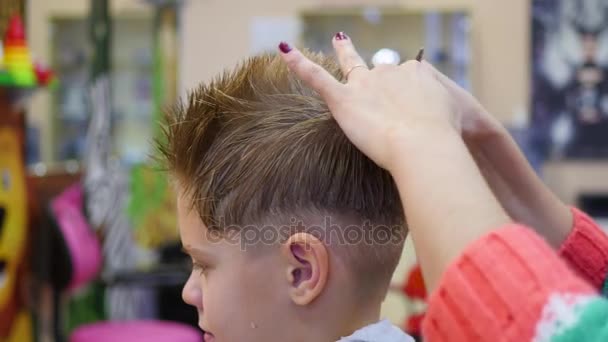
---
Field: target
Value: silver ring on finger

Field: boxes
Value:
[345,64,367,81]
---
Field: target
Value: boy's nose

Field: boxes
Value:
[182,272,204,310]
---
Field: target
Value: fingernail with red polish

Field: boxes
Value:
[335,32,348,40]
[279,41,292,53]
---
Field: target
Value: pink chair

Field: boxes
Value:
[69,320,202,342]
[50,184,202,342]
[50,183,102,291]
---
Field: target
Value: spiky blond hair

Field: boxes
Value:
[159,51,405,296]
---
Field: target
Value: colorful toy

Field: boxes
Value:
[0,126,32,342]
[0,8,55,342]
[2,15,35,87]
[401,264,427,337]
[0,14,56,88]
[402,264,426,301]
[34,62,56,87]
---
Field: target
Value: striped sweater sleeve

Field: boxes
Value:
[559,208,608,294]
[422,225,608,341]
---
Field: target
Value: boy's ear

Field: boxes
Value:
[281,232,329,306]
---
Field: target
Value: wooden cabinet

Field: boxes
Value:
[543,161,608,206]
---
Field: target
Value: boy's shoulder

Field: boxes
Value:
[337,320,415,342]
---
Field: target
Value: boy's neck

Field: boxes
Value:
[344,304,383,334]
[292,279,387,341]
[312,302,382,342]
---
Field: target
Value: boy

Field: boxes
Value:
[159,52,414,341]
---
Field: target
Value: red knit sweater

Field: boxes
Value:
[423,208,608,341]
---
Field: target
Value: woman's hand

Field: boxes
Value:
[278,35,459,172]
[279,34,511,290]
[421,61,502,140]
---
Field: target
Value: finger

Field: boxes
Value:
[399,59,423,79]
[331,32,369,81]
[400,60,446,94]
[278,42,344,100]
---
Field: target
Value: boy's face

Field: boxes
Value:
[177,193,294,342]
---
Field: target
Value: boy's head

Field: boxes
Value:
[160,51,405,342]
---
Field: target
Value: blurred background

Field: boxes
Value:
[1,0,608,341]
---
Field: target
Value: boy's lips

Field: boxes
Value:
[203,331,215,342]
[199,321,214,342]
